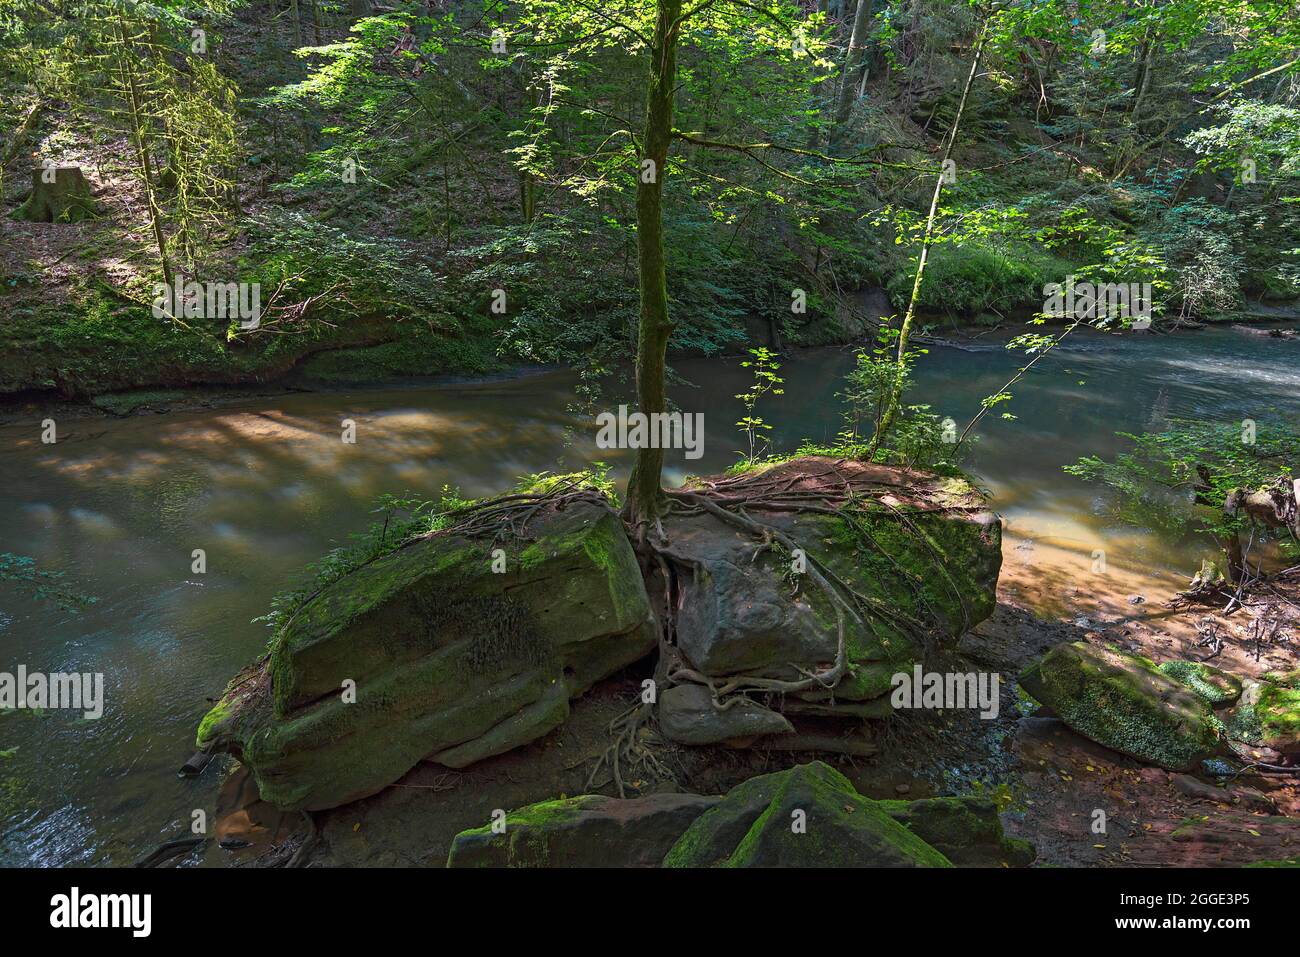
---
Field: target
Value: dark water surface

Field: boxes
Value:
[2,323,1298,866]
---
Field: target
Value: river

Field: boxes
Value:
[1,322,1297,866]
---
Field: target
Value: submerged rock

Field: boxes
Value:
[1018,642,1222,771]
[665,458,1001,718]
[197,497,656,810]
[446,792,719,868]
[663,761,952,867]
[876,795,1035,867]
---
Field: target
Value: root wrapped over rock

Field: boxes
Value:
[650,456,1002,732]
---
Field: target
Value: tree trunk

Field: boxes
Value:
[13,165,97,222]
[829,0,873,145]
[870,23,987,455]
[625,0,682,528]
[114,17,173,290]
[289,0,304,45]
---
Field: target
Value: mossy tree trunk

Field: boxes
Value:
[625,0,682,529]
[113,15,174,290]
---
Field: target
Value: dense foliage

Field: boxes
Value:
[2,0,1298,398]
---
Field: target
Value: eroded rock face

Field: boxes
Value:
[197,499,656,811]
[665,458,1001,716]
[662,761,953,868]
[1019,642,1222,771]
[446,793,720,868]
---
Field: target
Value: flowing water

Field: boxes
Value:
[2,322,1298,866]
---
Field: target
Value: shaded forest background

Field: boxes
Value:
[2,0,1298,399]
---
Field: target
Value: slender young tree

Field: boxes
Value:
[624,0,682,528]
[829,0,872,144]
[869,18,989,455]
[511,0,834,528]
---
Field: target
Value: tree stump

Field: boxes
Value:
[13,165,98,223]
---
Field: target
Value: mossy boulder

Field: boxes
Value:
[1225,678,1300,760]
[1157,660,1243,708]
[663,761,953,867]
[197,498,657,810]
[666,458,1001,716]
[1245,856,1300,868]
[876,795,1035,867]
[1018,642,1222,771]
[446,793,720,868]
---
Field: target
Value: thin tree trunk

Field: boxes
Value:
[625,0,682,528]
[830,0,873,144]
[869,22,987,455]
[116,17,173,290]
[289,0,303,45]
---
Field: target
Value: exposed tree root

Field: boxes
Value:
[586,460,966,794]
[286,810,318,868]
[134,836,209,868]
[583,701,674,797]
[438,482,609,544]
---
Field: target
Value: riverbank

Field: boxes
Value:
[5,305,1299,424]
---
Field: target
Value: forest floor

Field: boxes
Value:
[996,530,1300,867]
[202,529,1299,868]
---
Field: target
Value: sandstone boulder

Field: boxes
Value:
[197,497,656,810]
[1019,642,1222,771]
[877,795,1035,867]
[1226,677,1300,761]
[663,761,952,867]
[665,458,1001,718]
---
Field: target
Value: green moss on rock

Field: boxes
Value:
[1157,660,1243,708]
[877,795,1036,867]
[447,793,721,868]
[1226,678,1300,759]
[1019,642,1222,771]
[663,761,952,868]
[196,498,657,810]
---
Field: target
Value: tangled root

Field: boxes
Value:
[584,701,674,797]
